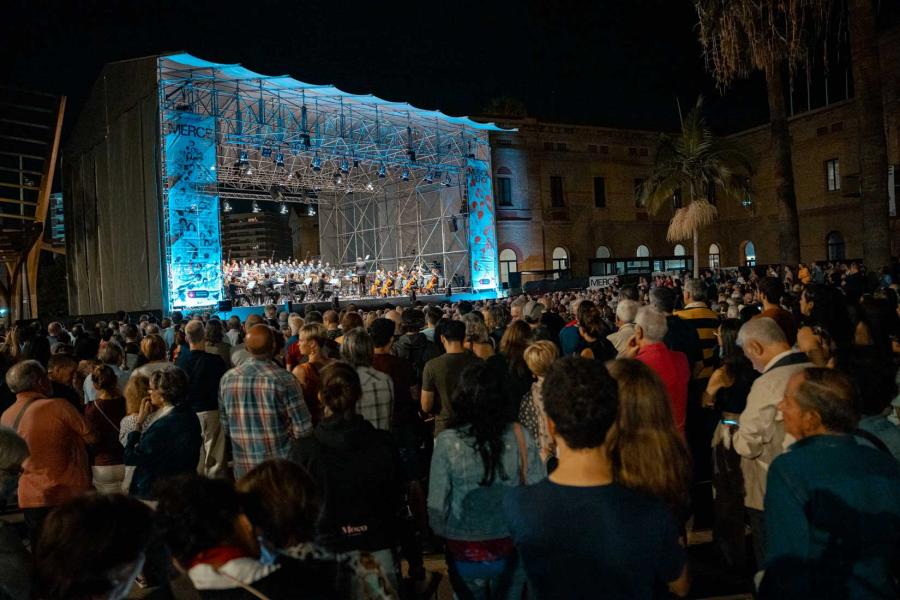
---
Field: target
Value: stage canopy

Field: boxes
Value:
[64,52,511,315]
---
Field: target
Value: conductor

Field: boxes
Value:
[355,255,369,296]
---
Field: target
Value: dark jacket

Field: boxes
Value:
[393,332,437,387]
[179,349,229,413]
[124,402,202,499]
[290,414,403,553]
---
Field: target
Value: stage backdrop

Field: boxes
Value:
[161,111,223,311]
[466,158,499,290]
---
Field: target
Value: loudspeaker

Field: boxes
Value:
[217,300,232,312]
[508,272,522,295]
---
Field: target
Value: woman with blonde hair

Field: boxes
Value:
[518,340,559,463]
[118,374,150,493]
[130,334,170,379]
[291,322,332,424]
[462,313,495,359]
[605,359,691,518]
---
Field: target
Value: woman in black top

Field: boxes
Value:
[578,305,617,362]
[703,318,759,574]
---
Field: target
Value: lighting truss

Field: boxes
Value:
[157,55,503,289]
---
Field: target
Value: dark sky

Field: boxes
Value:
[1,0,772,139]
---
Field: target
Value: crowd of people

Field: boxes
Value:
[0,260,899,599]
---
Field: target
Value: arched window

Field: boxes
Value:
[708,243,720,268]
[552,246,569,270]
[673,244,686,256]
[742,240,757,267]
[595,245,611,259]
[499,248,518,284]
[826,231,845,261]
[636,244,650,258]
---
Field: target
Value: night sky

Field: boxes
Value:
[1,0,773,140]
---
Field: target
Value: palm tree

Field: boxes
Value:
[639,97,753,278]
[693,0,830,266]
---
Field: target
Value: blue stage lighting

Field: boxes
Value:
[275,153,285,167]
[423,171,434,184]
[311,154,322,172]
[401,168,410,181]
[261,146,272,158]
[340,159,350,174]
[252,201,261,213]
[378,163,387,178]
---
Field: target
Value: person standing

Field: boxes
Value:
[0,360,94,549]
[85,365,127,493]
[623,307,690,435]
[219,324,312,478]
[340,328,394,432]
[752,276,797,346]
[503,357,689,599]
[124,367,202,499]
[761,369,900,598]
[733,317,813,569]
[179,320,228,477]
[421,320,480,436]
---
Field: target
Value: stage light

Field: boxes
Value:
[442,172,452,187]
[280,203,289,215]
[252,201,261,213]
[401,168,410,181]
[210,164,216,172]
[365,182,375,192]
[223,200,232,212]
[311,154,322,172]
[236,150,249,167]
[261,146,272,158]
[275,153,285,168]
[246,166,254,176]
[423,171,434,184]
[340,159,350,174]
[301,133,311,148]
[378,163,387,178]
[270,185,285,202]
[309,204,317,216]
[333,173,343,185]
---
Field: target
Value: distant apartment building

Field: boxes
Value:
[221,211,292,262]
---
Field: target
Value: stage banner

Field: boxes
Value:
[589,275,619,289]
[162,111,223,311]
[466,158,499,290]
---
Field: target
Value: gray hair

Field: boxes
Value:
[340,328,374,367]
[185,320,206,345]
[615,299,639,324]
[462,312,490,344]
[149,367,189,406]
[289,315,304,336]
[649,287,676,313]
[684,278,707,302]
[0,425,28,473]
[6,360,47,394]
[635,306,668,343]
[737,317,786,348]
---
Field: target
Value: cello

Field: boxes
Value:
[424,269,438,293]
[381,272,394,297]
[370,271,382,297]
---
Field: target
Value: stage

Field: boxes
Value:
[215,289,505,320]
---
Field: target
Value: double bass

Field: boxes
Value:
[369,271,382,297]
[381,272,395,297]
[402,269,418,294]
[424,269,439,293]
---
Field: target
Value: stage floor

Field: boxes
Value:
[215,289,505,321]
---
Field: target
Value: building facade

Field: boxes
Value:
[221,211,293,262]
[489,24,900,282]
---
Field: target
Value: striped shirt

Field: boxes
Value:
[673,303,720,379]
[219,358,313,478]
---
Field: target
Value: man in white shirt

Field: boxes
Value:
[607,299,638,356]
[733,317,813,569]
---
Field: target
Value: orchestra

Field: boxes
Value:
[222,258,443,306]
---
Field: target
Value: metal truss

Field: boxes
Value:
[157,56,496,290]
[318,178,471,288]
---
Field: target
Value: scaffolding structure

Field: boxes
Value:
[157,54,502,289]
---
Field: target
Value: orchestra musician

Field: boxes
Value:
[380,271,395,297]
[424,268,439,293]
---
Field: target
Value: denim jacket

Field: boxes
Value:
[428,424,543,541]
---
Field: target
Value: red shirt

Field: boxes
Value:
[635,343,690,434]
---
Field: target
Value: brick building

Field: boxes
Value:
[489,24,900,283]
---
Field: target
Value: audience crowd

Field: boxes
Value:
[0,260,898,599]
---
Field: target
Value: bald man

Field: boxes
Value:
[229,314,266,367]
[219,323,312,478]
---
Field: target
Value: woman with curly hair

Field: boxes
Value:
[428,362,542,599]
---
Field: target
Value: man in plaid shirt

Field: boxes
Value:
[340,327,394,431]
[219,324,312,477]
